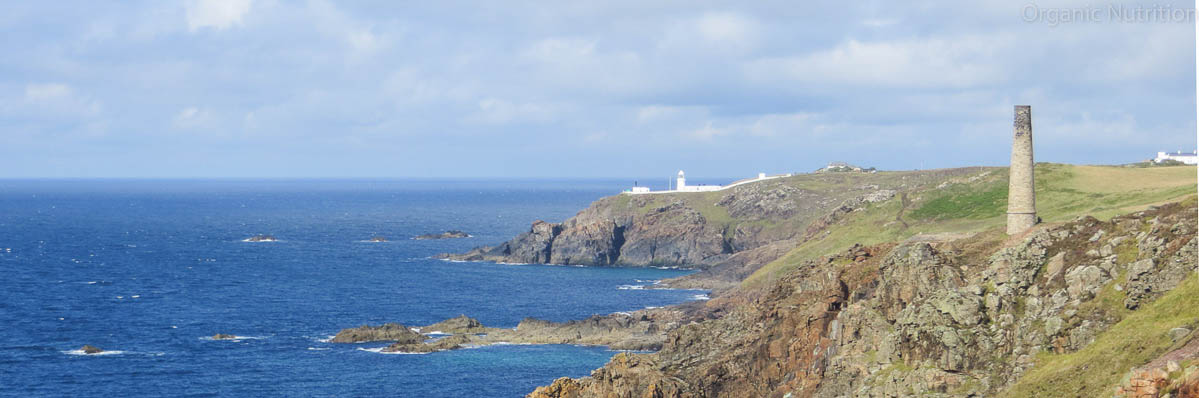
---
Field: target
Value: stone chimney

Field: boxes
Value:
[1007,105,1037,235]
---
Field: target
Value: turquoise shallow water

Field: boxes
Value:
[0,180,705,397]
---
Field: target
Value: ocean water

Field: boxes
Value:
[0,180,706,397]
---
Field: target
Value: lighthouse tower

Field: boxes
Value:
[676,170,686,190]
[1006,105,1037,235]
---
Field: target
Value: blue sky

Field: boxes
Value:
[1,1,1195,178]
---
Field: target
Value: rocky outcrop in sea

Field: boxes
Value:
[414,231,471,240]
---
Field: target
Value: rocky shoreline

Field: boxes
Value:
[329,303,716,354]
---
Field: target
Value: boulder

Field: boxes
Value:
[80,345,103,354]
[212,333,237,340]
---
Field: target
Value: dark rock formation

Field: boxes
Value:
[80,345,103,354]
[244,235,277,242]
[413,230,471,240]
[330,323,423,344]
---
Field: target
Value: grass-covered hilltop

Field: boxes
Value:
[450,163,1198,398]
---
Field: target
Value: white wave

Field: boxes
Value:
[63,349,125,356]
[200,335,266,341]
[496,261,530,265]
[316,335,335,343]
[691,294,711,300]
[240,238,280,243]
[410,327,421,333]
[644,306,661,310]
[425,330,448,335]
[356,347,428,355]
[613,311,633,316]
[307,347,330,351]
[617,285,646,290]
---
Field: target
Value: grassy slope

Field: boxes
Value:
[743,163,1197,287]
[1000,275,1199,397]
[607,169,985,246]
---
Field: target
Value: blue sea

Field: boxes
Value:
[0,180,706,397]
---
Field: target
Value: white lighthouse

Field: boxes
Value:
[676,170,686,190]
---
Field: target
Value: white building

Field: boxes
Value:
[1154,151,1198,165]
[624,170,793,195]
[675,170,722,192]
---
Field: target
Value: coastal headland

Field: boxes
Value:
[431,163,1198,397]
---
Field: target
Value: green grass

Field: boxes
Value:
[909,179,1008,220]
[742,164,1196,288]
[1000,275,1199,397]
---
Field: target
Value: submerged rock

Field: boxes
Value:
[369,236,387,242]
[414,230,470,240]
[212,334,237,340]
[244,235,277,242]
[80,345,103,354]
[331,323,423,344]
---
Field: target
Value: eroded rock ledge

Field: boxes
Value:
[330,304,714,354]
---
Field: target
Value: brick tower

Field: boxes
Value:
[1007,105,1037,235]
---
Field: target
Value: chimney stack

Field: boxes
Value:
[1007,105,1037,235]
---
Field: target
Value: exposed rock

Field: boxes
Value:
[330,323,423,344]
[384,334,471,353]
[212,333,237,340]
[443,168,991,271]
[1171,327,1192,343]
[421,315,487,334]
[369,236,387,242]
[413,230,470,240]
[244,235,277,242]
[527,200,1199,398]
[80,345,103,354]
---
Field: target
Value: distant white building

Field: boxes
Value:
[1154,151,1198,165]
[675,170,722,192]
[624,170,793,195]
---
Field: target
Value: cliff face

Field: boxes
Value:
[528,200,1198,398]
[443,169,979,269]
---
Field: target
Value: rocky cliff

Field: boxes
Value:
[442,168,985,269]
[528,199,1199,398]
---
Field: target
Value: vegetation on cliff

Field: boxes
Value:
[501,164,1197,398]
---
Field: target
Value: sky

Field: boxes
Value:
[0,0,1195,179]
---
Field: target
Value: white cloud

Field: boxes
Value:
[466,98,555,125]
[25,83,72,101]
[173,106,213,129]
[659,12,761,55]
[186,0,252,32]
[745,36,1008,89]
